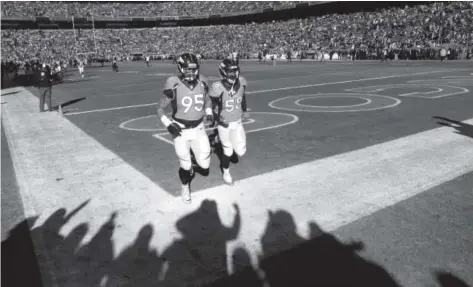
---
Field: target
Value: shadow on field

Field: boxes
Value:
[50,97,86,112]
[434,116,473,139]
[3,199,408,287]
[1,90,19,96]
[436,271,471,287]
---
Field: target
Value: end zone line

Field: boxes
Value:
[64,69,460,116]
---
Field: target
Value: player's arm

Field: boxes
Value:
[157,90,173,127]
[202,81,214,121]
[241,92,247,112]
[208,82,223,114]
[240,77,249,117]
[158,79,181,136]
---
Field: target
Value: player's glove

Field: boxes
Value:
[242,111,250,120]
[167,122,182,137]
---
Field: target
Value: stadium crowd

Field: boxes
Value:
[2,1,473,72]
[1,1,303,17]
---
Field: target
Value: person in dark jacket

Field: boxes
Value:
[37,64,53,112]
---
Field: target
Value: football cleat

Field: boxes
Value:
[181,185,191,204]
[223,169,233,186]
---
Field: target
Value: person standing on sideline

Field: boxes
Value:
[37,63,53,112]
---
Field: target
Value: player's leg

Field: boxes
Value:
[39,87,46,112]
[190,125,211,174]
[217,124,234,185]
[231,121,247,158]
[46,87,52,112]
[173,133,193,203]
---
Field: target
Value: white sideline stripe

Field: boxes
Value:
[185,117,473,262]
[3,87,473,286]
[2,88,177,287]
[65,69,459,116]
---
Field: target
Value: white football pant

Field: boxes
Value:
[173,122,211,170]
[218,119,247,158]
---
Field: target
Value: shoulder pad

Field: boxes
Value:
[164,76,180,90]
[166,75,179,83]
[198,74,209,84]
[212,81,223,89]
[239,76,247,87]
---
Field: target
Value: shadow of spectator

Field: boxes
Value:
[434,116,473,139]
[206,246,263,287]
[105,224,163,287]
[160,199,241,287]
[70,212,116,286]
[2,200,90,287]
[3,200,405,287]
[258,210,401,287]
[436,271,471,287]
[1,216,44,287]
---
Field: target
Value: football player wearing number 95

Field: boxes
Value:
[157,53,214,203]
[209,59,249,185]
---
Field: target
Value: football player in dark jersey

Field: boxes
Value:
[157,53,214,203]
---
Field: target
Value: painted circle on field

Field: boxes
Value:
[268,93,401,113]
[119,115,164,132]
[294,96,371,108]
[119,113,219,132]
[119,114,257,132]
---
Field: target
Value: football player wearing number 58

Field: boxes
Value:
[157,53,214,203]
[209,59,249,186]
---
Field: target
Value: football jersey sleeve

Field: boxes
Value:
[163,76,178,99]
[163,76,178,91]
[239,76,247,88]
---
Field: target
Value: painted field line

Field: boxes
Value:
[88,66,432,97]
[61,76,154,91]
[244,69,460,94]
[152,112,298,145]
[82,69,373,97]
[65,69,459,116]
[347,83,470,99]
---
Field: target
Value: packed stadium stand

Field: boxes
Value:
[1,1,305,17]
[2,1,472,65]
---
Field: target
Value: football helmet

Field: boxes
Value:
[176,53,200,83]
[219,58,240,84]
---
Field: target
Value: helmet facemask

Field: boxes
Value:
[178,62,199,83]
[220,65,239,84]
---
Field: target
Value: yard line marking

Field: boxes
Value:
[75,69,380,96]
[65,69,460,116]
[244,69,460,94]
